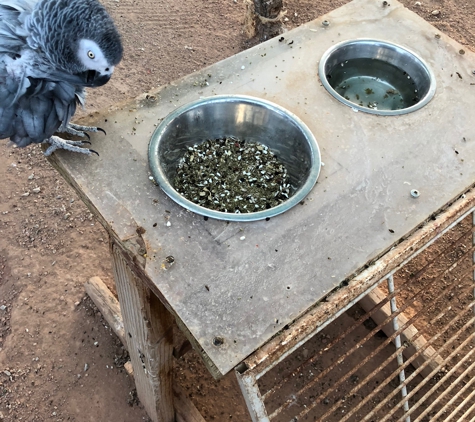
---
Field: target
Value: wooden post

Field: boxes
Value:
[249,0,285,41]
[125,358,205,422]
[85,275,205,422]
[111,244,174,422]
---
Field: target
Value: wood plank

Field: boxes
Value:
[124,361,134,378]
[88,272,204,422]
[174,384,206,422]
[173,339,193,360]
[111,244,174,422]
[87,275,194,360]
[242,190,475,375]
[359,286,444,378]
[125,358,205,422]
[47,0,475,376]
[85,276,126,347]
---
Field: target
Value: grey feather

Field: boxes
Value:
[0,0,122,149]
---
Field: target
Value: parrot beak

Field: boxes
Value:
[48,69,113,87]
[84,70,111,87]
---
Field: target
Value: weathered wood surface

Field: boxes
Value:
[249,0,285,41]
[124,361,134,377]
[241,189,475,374]
[359,286,444,378]
[47,0,475,377]
[85,276,126,347]
[86,273,205,422]
[174,384,206,422]
[125,360,205,422]
[85,275,192,360]
[112,245,175,422]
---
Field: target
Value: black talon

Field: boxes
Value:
[84,132,91,141]
[89,149,100,156]
[97,127,106,135]
[82,140,92,145]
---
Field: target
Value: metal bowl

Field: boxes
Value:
[148,95,321,222]
[319,39,436,115]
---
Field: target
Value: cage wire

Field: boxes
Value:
[244,212,475,422]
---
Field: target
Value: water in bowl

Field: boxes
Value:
[327,58,420,111]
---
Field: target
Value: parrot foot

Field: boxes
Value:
[65,123,106,136]
[43,136,99,156]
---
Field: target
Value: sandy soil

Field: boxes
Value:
[1,0,474,421]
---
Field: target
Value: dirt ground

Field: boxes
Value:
[1,0,475,421]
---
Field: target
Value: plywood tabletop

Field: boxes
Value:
[48,0,475,376]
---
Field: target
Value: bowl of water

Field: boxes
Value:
[319,39,436,115]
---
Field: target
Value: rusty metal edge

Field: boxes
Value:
[240,187,475,375]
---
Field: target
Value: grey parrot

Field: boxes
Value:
[0,0,122,155]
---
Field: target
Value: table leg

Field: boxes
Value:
[111,244,174,422]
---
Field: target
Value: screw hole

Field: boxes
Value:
[213,336,224,347]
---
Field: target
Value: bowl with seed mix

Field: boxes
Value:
[148,95,321,221]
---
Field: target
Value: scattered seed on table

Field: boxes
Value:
[173,137,291,213]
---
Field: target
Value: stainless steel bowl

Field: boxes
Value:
[319,39,436,115]
[148,95,321,222]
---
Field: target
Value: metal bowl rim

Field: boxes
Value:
[148,95,321,222]
[318,38,437,116]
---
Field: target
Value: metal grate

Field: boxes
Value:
[237,209,475,422]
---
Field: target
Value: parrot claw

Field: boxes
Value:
[43,136,98,156]
[64,123,106,137]
[50,124,104,155]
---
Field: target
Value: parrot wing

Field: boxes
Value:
[0,0,81,148]
[0,54,81,147]
[8,79,80,147]
[0,0,36,55]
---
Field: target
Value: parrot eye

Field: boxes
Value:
[87,50,95,59]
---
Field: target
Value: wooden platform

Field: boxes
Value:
[47,0,475,420]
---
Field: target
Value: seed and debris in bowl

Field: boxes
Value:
[173,137,291,213]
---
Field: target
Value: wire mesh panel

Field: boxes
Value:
[239,211,475,422]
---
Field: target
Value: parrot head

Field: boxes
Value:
[29,0,123,87]
[75,39,117,87]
